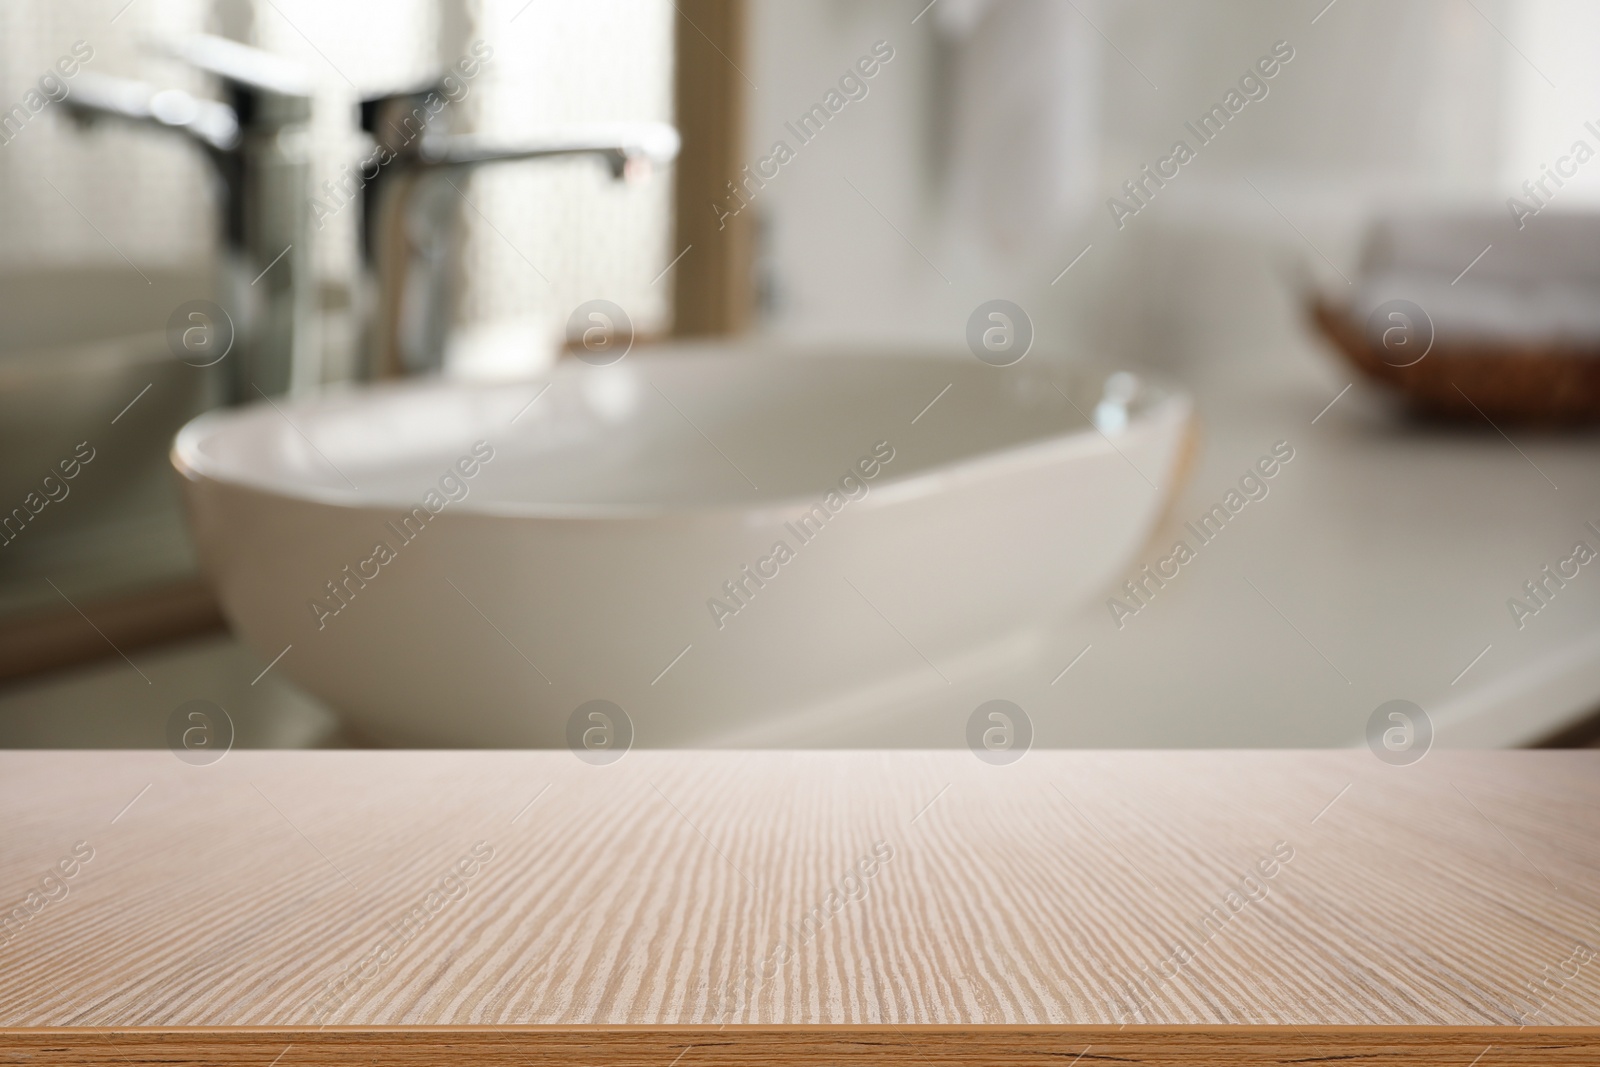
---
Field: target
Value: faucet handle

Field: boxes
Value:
[162,34,313,127]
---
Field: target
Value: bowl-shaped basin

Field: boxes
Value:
[174,343,1193,746]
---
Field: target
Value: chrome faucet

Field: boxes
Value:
[65,36,315,398]
[357,86,679,377]
[66,41,680,388]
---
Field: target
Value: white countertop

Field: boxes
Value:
[708,372,1600,748]
[3,368,1597,750]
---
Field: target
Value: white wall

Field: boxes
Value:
[0,0,214,272]
[745,0,1534,391]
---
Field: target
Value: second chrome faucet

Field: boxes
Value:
[358,76,678,378]
[67,34,679,394]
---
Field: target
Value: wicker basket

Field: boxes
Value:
[1309,295,1600,426]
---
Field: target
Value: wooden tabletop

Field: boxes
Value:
[1,750,1596,1065]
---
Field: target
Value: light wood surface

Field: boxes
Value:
[1,751,1596,1064]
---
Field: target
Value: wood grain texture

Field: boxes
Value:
[0,751,1595,1063]
[4,1027,1599,1067]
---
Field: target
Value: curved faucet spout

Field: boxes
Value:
[65,73,241,154]
[417,122,681,180]
[360,108,680,378]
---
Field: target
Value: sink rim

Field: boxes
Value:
[173,347,1191,523]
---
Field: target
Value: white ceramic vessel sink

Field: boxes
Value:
[175,343,1193,746]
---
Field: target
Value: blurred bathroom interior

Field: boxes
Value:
[2,0,1599,750]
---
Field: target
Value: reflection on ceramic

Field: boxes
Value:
[0,269,218,507]
[0,269,218,614]
[174,343,1194,746]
